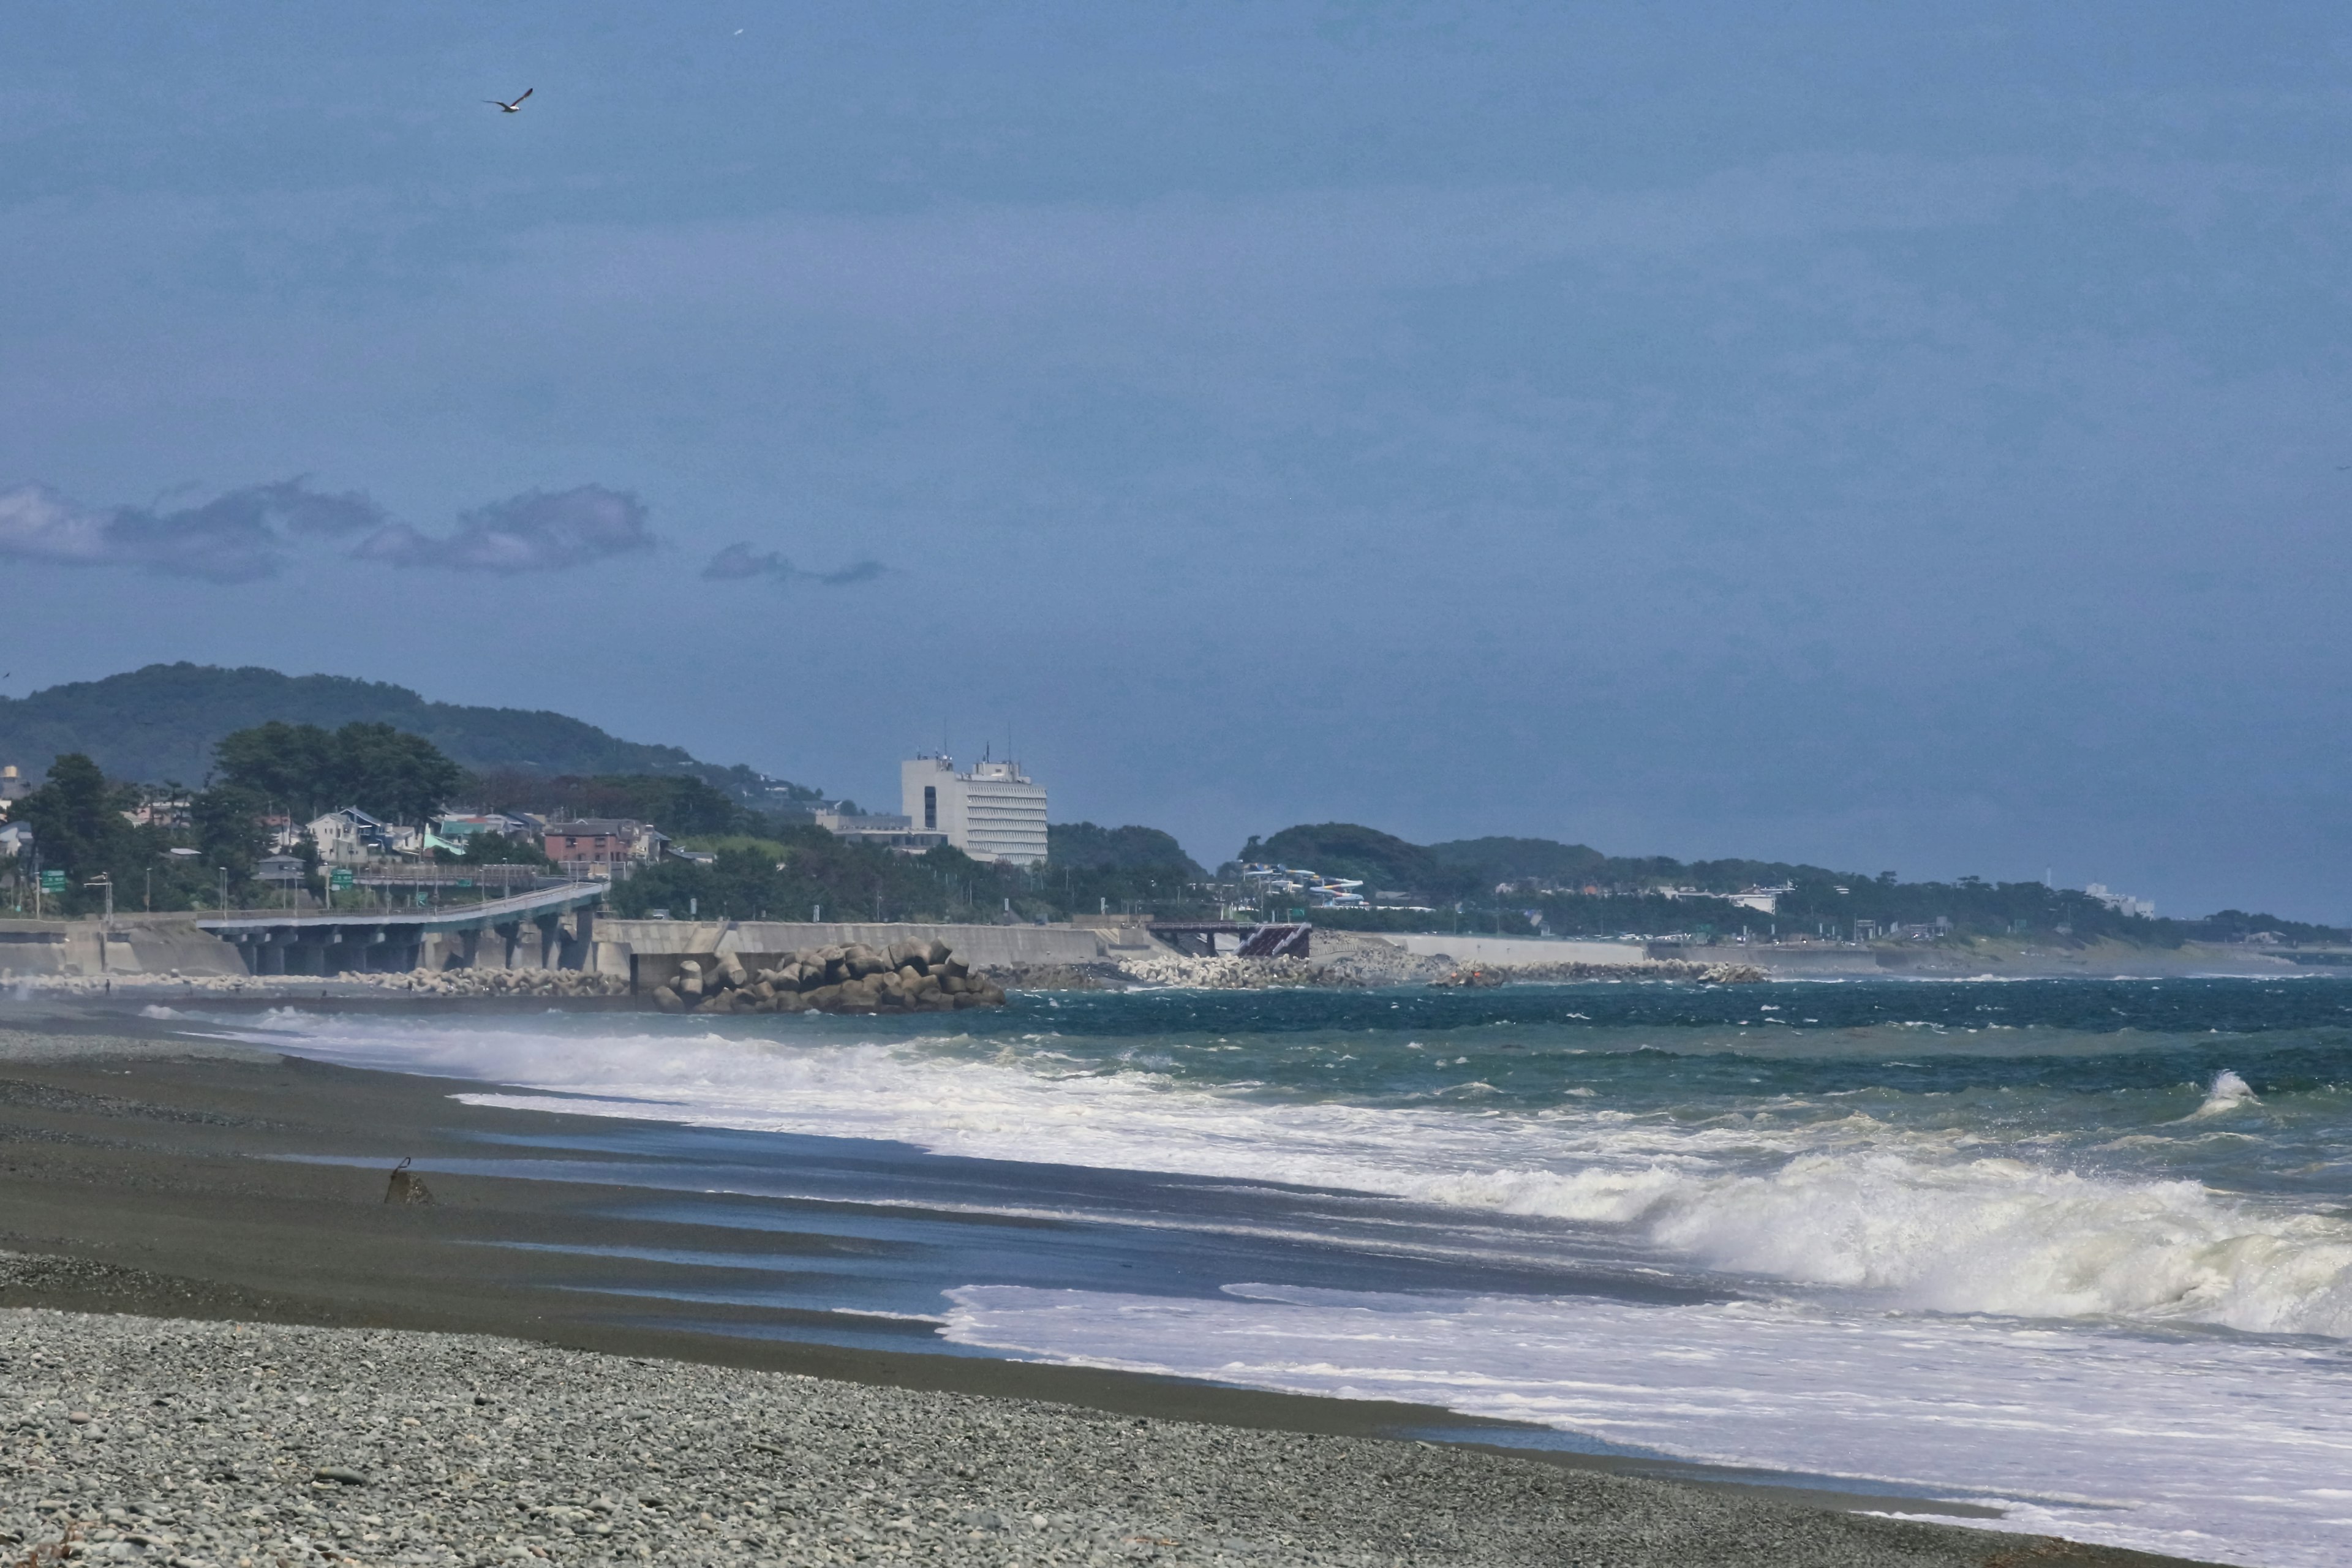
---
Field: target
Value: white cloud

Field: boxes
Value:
[353,485,657,573]
[0,478,384,581]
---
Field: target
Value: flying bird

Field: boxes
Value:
[486,89,533,113]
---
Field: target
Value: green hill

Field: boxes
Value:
[1245,820,2350,944]
[1047,823,1204,876]
[0,663,815,804]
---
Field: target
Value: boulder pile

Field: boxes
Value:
[375,967,628,998]
[652,939,1007,1016]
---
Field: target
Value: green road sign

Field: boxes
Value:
[455,878,474,889]
[39,870,68,893]
[328,868,355,890]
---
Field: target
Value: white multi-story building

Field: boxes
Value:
[901,753,1048,866]
[2086,883,2157,919]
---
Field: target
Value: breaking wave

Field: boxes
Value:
[231,1014,2352,1338]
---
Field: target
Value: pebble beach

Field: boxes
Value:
[0,1253,2146,1568]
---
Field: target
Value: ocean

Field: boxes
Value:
[203,977,2352,1567]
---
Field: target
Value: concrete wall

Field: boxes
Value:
[0,924,69,978]
[108,920,249,976]
[1374,933,1653,966]
[0,918,246,978]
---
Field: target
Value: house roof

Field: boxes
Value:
[543,818,646,836]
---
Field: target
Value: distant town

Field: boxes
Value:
[0,664,2342,964]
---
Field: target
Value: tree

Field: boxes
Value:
[1047,822,1204,876]
[467,770,745,834]
[443,831,554,869]
[331,722,463,822]
[13,753,132,881]
[190,782,271,877]
[213,721,338,815]
[214,720,462,823]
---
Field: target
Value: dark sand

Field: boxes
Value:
[0,1008,2214,1566]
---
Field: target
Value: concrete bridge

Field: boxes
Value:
[196,882,608,977]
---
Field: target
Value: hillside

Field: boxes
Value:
[1247,820,2351,945]
[0,663,815,804]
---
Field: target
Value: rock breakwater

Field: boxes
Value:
[1096,934,1768,992]
[653,940,1007,1016]
[362,968,629,998]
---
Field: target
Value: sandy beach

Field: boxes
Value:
[0,1006,2212,1567]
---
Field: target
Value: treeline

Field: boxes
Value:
[0,712,1218,922]
[467,768,752,836]
[0,662,820,809]
[1238,821,2350,944]
[1245,823,1846,905]
[1,755,264,916]
[605,820,1215,926]
[0,721,744,914]
[10,715,2341,944]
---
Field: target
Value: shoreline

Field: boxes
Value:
[0,1013,2217,1566]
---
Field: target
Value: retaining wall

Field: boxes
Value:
[0,918,247,979]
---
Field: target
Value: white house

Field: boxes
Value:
[306,807,399,865]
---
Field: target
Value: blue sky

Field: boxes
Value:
[4,3,2350,917]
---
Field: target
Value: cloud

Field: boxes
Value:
[0,478,385,582]
[702,542,886,586]
[351,485,657,573]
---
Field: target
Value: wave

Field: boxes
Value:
[2189,1068,2262,1117]
[230,1014,2352,1337]
[941,1282,2352,1568]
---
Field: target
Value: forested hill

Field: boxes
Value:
[1242,821,2352,944]
[0,663,812,803]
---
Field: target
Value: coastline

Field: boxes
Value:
[0,1008,2218,1566]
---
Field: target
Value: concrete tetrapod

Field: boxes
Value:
[650,940,1006,1016]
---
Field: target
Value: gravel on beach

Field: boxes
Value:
[0,1257,2172,1568]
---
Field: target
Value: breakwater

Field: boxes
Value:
[647,938,1008,1016]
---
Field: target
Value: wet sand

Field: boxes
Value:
[0,1007,2212,1566]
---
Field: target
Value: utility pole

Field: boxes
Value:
[85,875,113,971]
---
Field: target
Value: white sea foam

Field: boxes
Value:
[941,1282,2352,1568]
[233,1016,2352,1338]
[2190,1068,2262,1117]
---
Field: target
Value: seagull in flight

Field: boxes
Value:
[487,88,533,113]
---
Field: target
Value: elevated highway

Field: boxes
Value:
[196,881,607,976]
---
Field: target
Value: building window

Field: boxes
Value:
[924,786,937,830]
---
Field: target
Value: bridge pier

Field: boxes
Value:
[199,883,606,981]
[559,908,595,969]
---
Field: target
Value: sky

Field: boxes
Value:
[4,2,2351,918]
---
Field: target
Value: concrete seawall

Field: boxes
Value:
[0,918,249,979]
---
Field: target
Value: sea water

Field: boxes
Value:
[213,978,2352,1566]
